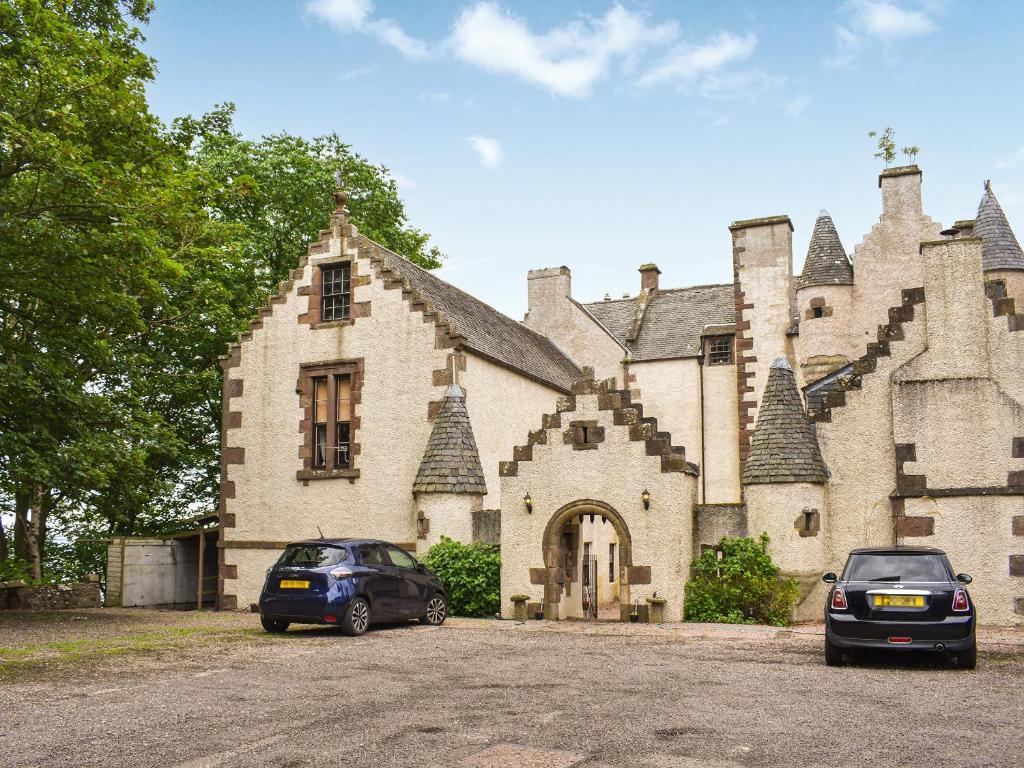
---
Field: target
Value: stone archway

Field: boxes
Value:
[538,499,647,621]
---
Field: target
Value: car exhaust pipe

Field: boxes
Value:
[934,643,945,652]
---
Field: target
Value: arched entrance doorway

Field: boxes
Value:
[541,500,633,621]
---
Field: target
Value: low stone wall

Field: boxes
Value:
[0,576,102,610]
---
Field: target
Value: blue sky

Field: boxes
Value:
[143,1,1024,318]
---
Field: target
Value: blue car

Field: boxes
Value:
[258,538,447,636]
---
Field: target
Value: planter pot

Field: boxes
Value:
[646,598,667,624]
[629,613,639,623]
[535,610,545,620]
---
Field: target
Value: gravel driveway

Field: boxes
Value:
[1,610,1022,767]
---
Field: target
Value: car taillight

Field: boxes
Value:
[830,587,848,610]
[951,588,969,612]
[329,566,354,580]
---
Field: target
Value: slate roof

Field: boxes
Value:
[742,357,827,485]
[975,182,1024,271]
[583,284,735,361]
[373,244,581,391]
[796,210,854,290]
[412,384,487,495]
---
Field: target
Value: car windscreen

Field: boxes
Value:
[843,553,949,582]
[276,545,348,568]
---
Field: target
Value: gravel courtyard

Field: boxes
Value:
[1,609,1022,768]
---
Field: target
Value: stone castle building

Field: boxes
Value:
[218,166,1024,625]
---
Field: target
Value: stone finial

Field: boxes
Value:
[796,210,854,290]
[742,360,827,485]
[975,181,1024,271]
[333,169,348,214]
[413,384,487,495]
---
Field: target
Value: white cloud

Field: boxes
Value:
[995,147,1024,171]
[826,2,939,67]
[467,136,503,169]
[392,173,417,192]
[850,0,937,40]
[785,94,811,118]
[339,64,376,81]
[449,2,678,97]
[419,91,452,103]
[638,32,756,88]
[306,0,431,60]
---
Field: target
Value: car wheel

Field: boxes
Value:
[956,642,977,670]
[824,635,843,667]
[341,597,370,636]
[261,616,289,633]
[421,594,447,626]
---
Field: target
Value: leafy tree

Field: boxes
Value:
[868,128,897,166]
[683,533,798,626]
[0,2,443,581]
[422,537,500,617]
[0,0,187,577]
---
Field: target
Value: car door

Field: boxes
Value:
[355,543,398,620]
[384,544,427,618]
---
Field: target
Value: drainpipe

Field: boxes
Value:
[697,348,706,504]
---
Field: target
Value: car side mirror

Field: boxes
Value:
[415,562,427,574]
[956,573,972,584]
[822,572,837,583]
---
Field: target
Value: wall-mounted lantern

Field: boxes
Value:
[641,489,651,510]
[523,493,533,514]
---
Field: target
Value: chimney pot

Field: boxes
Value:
[639,263,661,292]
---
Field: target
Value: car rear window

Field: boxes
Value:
[276,545,347,568]
[843,553,949,582]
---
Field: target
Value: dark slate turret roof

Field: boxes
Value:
[742,358,827,485]
[975,181,1024,271]
[413,385,487,495]
[583,283,735,361]
[796,210,854,290]
[375,245,581,391]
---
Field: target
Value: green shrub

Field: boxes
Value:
[683,533,798,626]
[0,558,35,583]
[421,536,500,618]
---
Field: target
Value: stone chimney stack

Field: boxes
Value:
[639,263,661,293]
[914,236,989,378]
[524,267,572,329]
[879,165,923,220]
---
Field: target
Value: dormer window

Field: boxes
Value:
[321,263,351,321]
[706,335,733,365]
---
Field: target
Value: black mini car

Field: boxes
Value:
[258,538,447,636]
[823,547,976,668]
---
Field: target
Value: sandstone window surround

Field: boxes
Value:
[300,259,370,328]
[296,359,363,483]
[803,296,834,320]
[705,335,734,366]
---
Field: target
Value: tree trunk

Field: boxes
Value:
[0,512,8,563]
[13,487,30,562]
[27,485,44,580]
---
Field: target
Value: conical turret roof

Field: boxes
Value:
[742,358,827,485]
[413,384,487,495]
[796,210,854,289]
[975,181,1024,271]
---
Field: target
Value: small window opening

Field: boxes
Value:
[313,377,328,468]
[608,543,616,583]
[321,263,351,321]
[706,335,733,365]
[812,306,824,319]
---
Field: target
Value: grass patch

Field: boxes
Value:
[0,625,278,684]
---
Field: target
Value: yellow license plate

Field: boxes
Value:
[873,595,924,608]
[279,579,310,589]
